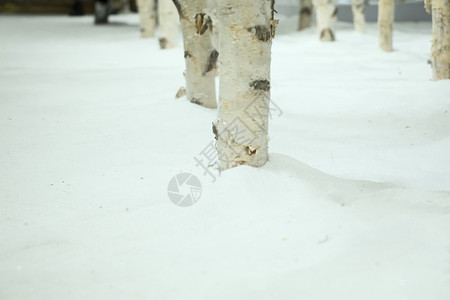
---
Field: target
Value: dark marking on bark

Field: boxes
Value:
[195,13,205,34]
[159,38,168,49]
[250,80,270,92]
[332,7,338,17]
[300,7,312,16]
[246,146,257,156]
[212,123,218,140]
[195,13,212,35]
[200,16,213,35]
[184,51,192,58]
[191,98,203,105]
[247,25,271,42]
[354,4,364,11]
[320,28,335,41]
[203,49,219,75]
[140,28,145,33]
[171,0,184,18]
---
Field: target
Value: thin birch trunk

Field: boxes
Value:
[298,0,313,31]
[158,0,179,49]
[173,0,217,108]
[351,0,365,33]
[313,0,337,41]
[378,0,394,52]
[214,0,276,170]
[137,0,157,37]
[426,0,450,80]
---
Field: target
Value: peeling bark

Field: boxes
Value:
[298,0,313,30]
[173,0,217,108]
[313,0,337,41]
[137,0,157,38]
[378,0,394,52]
[428,0,450,80]
[351,0,365,33]
[158,0,179,49]
[214,0,276,170]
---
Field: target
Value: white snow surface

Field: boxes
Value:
[1,13,450,300]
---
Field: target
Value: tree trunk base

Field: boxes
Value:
[378,0,394,52]
[314,0,337,42]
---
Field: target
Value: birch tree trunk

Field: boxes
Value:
[351,0,365,33]
[378,0,394,52]
[298,0,313,30]
[313,0,337,41]
[158,0,179,49]
[173,0,217,108]
[214,0,276,170]
[137,0,157,37]
[426,0,450,80]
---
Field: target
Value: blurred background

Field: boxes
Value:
[0,0,431,22]
[0,0,136,14]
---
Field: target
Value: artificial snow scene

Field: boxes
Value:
[0,0,449,299]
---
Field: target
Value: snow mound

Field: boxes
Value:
[192,153,450,299]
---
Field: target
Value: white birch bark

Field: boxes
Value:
[313,0,337,41]
[427,0,450,80]
[158,0,179,49]
[214,0,276,170]
[378,0,395,52]
[351,0,365,33]
[173,0,217,108]
[137,0,157,38]
[298,0,313,31]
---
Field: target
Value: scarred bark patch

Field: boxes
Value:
[250,80,270,92]
[195,13,212,35]
[159,38,168,49]
[246,146,257,155]
[353,4,364,11]
[201,16,213,35]
[212,123,218,140]
[204,49,219,75]
[191,98,203,105]
[247,25,271,42]
[320,28,335,41]
[300,7,312,15]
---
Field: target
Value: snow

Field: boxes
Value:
[1,13,450,300]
